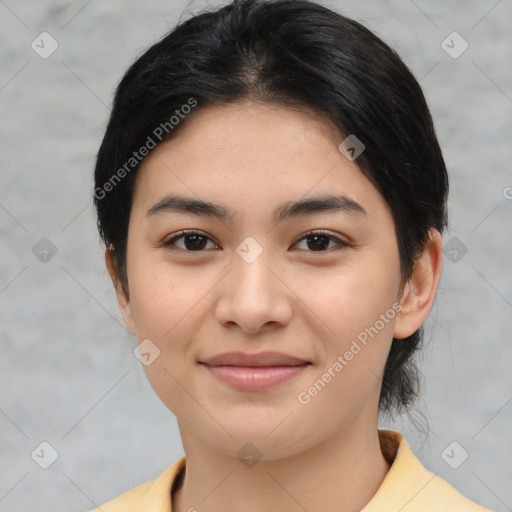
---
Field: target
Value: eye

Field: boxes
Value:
[162,230,219,252]
[162,230,349,254]
[293,230,349,252]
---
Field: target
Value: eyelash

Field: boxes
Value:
[162,230,350,254]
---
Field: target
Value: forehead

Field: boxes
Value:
[132,101,391,224]
[166,100,345,157]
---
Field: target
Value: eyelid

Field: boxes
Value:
[162,229,350,253]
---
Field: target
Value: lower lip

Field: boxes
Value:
[201,364,310,391]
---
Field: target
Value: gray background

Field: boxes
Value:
[0,0,511,510]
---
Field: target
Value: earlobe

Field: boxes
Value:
[104,247,136,336]
[393,228,443,340]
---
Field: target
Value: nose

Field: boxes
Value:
[214,243,293,334]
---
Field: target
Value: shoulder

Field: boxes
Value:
[417,471,494,512]
[364,431,494,512]
[85,455,186,512]
[85,479,152,512]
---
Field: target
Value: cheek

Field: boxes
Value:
[127,265,205,416]
[293,268,396,431]
[127,262,200,340]
[300,259,399,340]
[299,260,400,412]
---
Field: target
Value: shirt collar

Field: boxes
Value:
[140,430,437,511]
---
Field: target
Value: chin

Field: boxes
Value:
[208,422,314,459]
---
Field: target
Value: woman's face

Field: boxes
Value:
[114,101,408,459]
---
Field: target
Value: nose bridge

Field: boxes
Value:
[232,235,276,300]
[215,235,291,331]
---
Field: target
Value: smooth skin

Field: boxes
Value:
[105,101,443,512]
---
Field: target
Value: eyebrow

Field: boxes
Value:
[146,193,368,223]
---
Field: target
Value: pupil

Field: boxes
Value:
[185,234,206,250]
[308,235,329,251]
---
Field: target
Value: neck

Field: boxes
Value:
[172,421,391,512]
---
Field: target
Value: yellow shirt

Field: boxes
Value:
[88,430,493,511]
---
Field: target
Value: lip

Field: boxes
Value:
[199,351,310,367]
[198,351,311,391]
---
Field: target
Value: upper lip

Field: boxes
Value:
[199,351,310,367]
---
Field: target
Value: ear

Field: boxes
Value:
[104,247,136,336]
[393,228,443,339]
